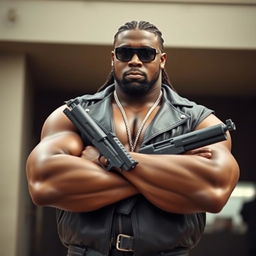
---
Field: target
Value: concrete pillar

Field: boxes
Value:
[0,54,32,256]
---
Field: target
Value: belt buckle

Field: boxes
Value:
[116,234,134,252]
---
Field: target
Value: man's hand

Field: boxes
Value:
[81,146,109,167]
[185,147,212,159]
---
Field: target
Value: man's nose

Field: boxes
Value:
[128,53,142,66]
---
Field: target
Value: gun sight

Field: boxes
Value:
[225,119,236,132]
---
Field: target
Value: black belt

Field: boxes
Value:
[67,233,135,256]
[111,198,135,253]
[115,233,135,252]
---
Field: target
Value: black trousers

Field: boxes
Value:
[67,245,189,256]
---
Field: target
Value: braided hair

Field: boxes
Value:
[98,21,174,92]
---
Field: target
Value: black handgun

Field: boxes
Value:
[139,119,236,154]
[63,100,137,171]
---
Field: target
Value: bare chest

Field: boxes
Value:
[112,104,160,152]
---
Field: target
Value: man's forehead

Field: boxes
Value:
[115,29,159,47]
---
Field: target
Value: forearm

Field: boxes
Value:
[122,147,239,213]
[27,153,138,212]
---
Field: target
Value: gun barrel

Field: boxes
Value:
[66,104,107,142]
[172,123,227,148]
[64,102,137,171]
[139,119,236,155]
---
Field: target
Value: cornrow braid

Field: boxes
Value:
[113,20,164,51]
[98,21,175,92]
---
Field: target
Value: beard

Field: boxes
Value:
[113,68,161,97]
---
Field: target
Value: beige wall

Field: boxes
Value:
[0,1,256,49]
[0,1,255,256]
[0,54,30,256]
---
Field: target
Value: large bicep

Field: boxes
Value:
[195,114,232,151]
[194,114,239,186]
[36,105,84,157]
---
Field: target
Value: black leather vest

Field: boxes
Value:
[57,84,213,256]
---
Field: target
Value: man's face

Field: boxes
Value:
[112,29,167,96]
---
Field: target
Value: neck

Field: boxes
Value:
[114,83,162,109]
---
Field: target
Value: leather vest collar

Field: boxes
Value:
[79,84,193,145]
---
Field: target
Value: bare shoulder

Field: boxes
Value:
[36,105,83,156]
[195,114,223,129]
[195,114,232,150]
[41,105,76,139]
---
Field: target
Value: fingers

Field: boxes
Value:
[80,145,100,163]
[185,147,212,159]
[98,155,109,167]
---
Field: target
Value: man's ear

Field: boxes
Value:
[160,52,167,69]
[111,51,115,66]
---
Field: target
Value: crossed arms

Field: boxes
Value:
[26,105,239,214]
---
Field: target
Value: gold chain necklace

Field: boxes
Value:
[113,90,162,152]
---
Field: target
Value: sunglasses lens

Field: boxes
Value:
[115,47,157,62]
[138,48,156,62]
[115,47,133,62]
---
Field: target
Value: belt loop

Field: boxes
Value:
[67,245,87,256]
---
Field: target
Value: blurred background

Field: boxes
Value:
[0,0,256,256]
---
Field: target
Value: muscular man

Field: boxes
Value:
[26,21,239,256]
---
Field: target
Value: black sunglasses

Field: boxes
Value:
[114,47,160,63]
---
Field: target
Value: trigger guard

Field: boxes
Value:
[98,155,111,170]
